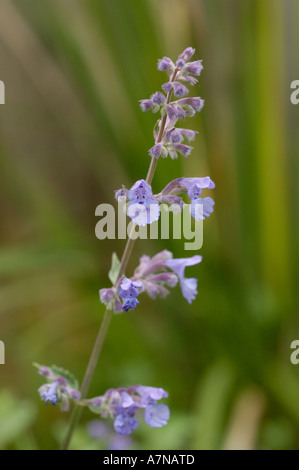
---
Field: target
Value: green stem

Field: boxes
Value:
[61,68,178,450]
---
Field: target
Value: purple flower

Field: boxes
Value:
[135,386,168,406]
[172,143,193,158]
[127,179,160,226]
[164,255,203,304]
[87,384,170,436]
[118,278,142,312]
[38,366,50,377]
[176,106,186,120]
[179,177,215,220]
[128,179,152,202]
[39,380,59,406]
[162,81,189,98]
[144,404,170,428]
[191,197,215,221]
[161,82,173,94]
[69,389,81,400]
[157,56,175,71]
[139,92,165,113]
[185,60,203,76]
[148,143,166,159]
[151,91,165,106]
[134,250,173,277]
[114,297,123,314]
[176,59,185,69]
[118,278,142,299]
[178,129,198,141]
[114,187,129,200]
[175,97,204,113]
[114,415,138,436]
[179,47,195,61]
[166,105,179,121]
[160,177,215,220]
[164,128,183,144]
[182,75,198,86]
[36,365,81,411]
[121,297,139,312]
[99,288,115,305]
[183,177,215,195]
[133,252,180,300]
[139,99,153,112]
[128,201,160,226]
[172,82,189,97]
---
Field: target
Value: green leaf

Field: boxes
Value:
[50,365,79,389]
[108,252,121,285]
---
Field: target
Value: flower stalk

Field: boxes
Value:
[35,48,214,451]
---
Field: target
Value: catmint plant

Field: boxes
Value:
[35,47,215,449]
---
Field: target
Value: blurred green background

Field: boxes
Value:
[0,0,298,450]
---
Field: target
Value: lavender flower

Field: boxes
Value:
[36,364,81,411]
[132,251,179,299]
[99,288,115,305]
[182,177,215,220]
[174,97,204,114]
[118,278,142,312]
[144,404,170,427]
[148,143,168,159]
[139,92,166,113]
[160,176,215,220]
[134,385,168,405]
[184,60,203,76]
[191,197,215,220]
[178,47,195,61]
[39,380,59,406]
[114,187,129,199]
[114,415,138,436]
[151,91,166,106]
[162,81,189,97]
[175,58,185,69]
[127,179,160,226]
[172,143,193,158]
[164,255,203,304]
[157,56,175,72]
[85,385,169,436]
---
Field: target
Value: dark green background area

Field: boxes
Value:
[0,0,298,450]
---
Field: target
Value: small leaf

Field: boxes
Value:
[50,365,79,389]
[108,252,121,285]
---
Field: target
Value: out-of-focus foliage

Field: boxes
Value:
[0,0,298,449]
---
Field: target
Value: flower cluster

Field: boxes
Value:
[115,176,215,226]
[139,47,204,161]
[35,367,169,437]
[35,364,81,411]
[86,386,170,436]
[35,48,215,445]
[99,250,203,313]
[158,47,203,84]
